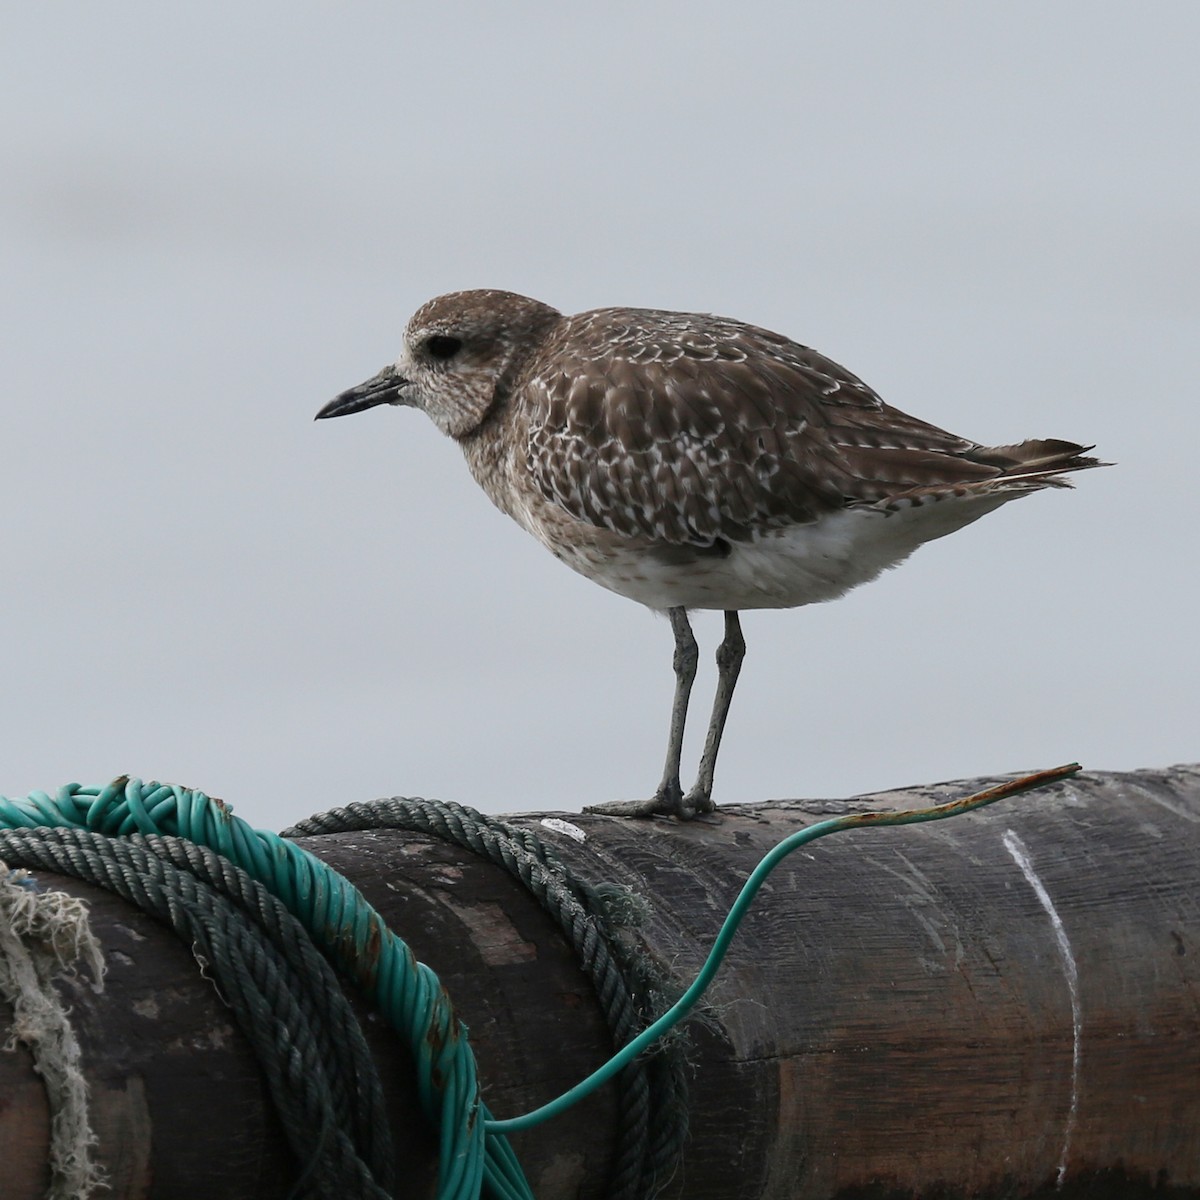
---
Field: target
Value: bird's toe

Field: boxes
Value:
[585,780,718,821]
[583,796,670,818]
[679,787,718,821]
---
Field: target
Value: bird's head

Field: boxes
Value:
[316,289,562,439]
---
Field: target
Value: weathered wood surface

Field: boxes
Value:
[2,766,1199,1199]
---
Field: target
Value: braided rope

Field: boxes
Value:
[0,825,397,1199]
[0,825,398,1200]
[284,797,689,1200]
[0,779,526,1200]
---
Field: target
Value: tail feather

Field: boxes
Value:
[970,438,1107,477]
[869,438,1108,512]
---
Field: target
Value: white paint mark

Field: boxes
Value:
[1002,829,1082,1189]
[540,818,586,843]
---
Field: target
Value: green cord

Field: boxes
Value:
[485,762,1081,1136]
[0,763,1078,1196]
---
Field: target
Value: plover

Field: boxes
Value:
[317,289,1101,819]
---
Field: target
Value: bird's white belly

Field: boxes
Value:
[539,494,1008,612]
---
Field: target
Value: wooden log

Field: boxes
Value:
[2,766,1199,1199]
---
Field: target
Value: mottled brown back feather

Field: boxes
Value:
[523,307,1100,547]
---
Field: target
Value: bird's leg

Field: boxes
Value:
[656,606,700,805]
[585,607,698,818]
[681,610,745,817]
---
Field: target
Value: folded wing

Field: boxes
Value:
[523,308,1099,546]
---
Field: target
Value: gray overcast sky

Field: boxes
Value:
[2,4,1196,830]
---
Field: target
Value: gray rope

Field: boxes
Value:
[283,797,689,1200]
[0,826,398,1200]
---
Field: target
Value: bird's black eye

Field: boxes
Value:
[425,334,463,361]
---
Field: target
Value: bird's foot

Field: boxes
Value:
[681,785,717,820]
[585,782,717,821]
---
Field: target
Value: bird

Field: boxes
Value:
[316,289,1102,820]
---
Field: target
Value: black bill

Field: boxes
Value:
[315,365,407,420]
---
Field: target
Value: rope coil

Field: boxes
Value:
[1,779,517,1200]
[284,797,689,1200]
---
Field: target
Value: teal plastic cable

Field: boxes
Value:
[485,763,1082,1135]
